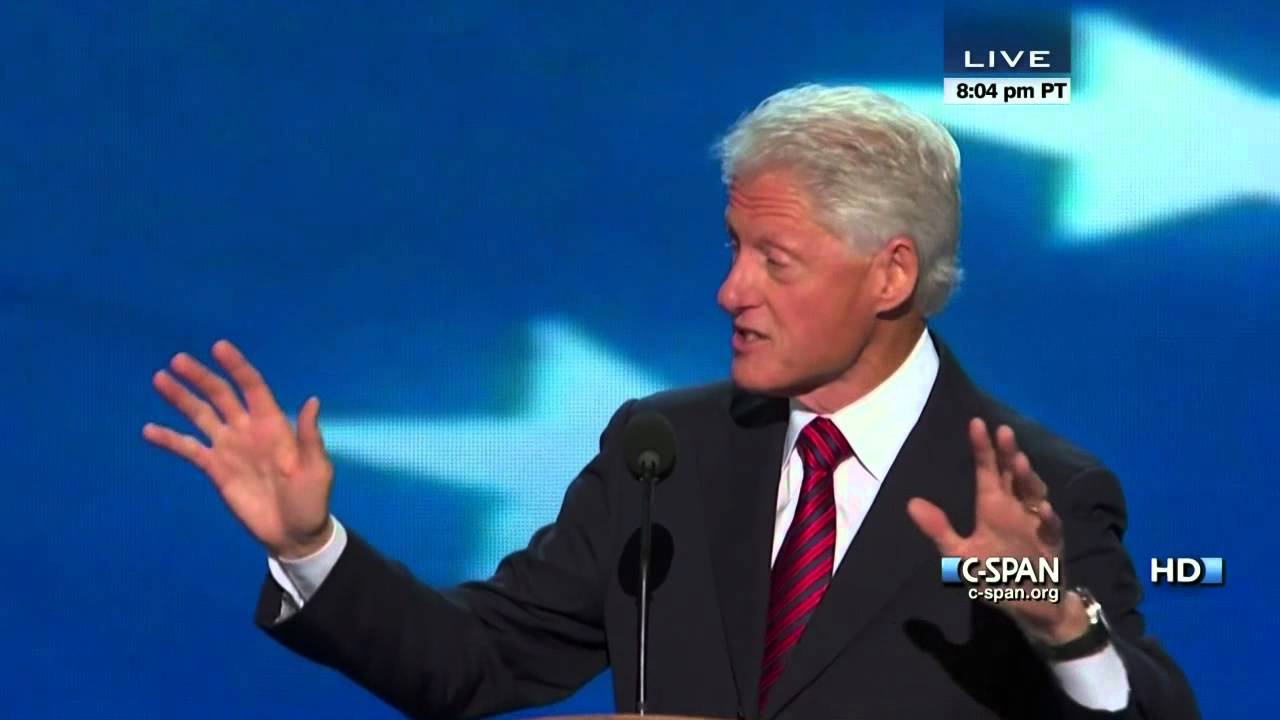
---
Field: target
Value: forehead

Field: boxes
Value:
[725,170,818,232]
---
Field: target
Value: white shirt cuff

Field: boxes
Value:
[266,517,348,612]
[1051,643,1131,711]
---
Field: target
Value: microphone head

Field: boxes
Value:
[622,410,677,480]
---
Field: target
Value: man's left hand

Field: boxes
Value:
[906,417,1090,645]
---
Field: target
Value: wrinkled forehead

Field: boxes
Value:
[725,170,818,230]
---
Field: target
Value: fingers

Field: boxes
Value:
[995,428,1057,544]
[152,369,222,439]
[994,425,1019,494]
[968,418,1003,496]
[973,419,1036,499]
[296,396,325,462]
[141,422,215,479]
[169,352,248,425]
[1032,499,1064,547]
[212,340,281,417]
[1012,450,1048,503]
[968,417,995,467]
[907,497,963,555]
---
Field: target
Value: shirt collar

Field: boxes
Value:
[784,328,940,482]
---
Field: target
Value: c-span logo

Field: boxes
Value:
[1151,557,1225,586]
[942,3,1071,104]
[941,556,1061,603]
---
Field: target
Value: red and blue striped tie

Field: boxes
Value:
[759,416,854,711]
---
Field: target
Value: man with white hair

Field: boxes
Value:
[144,84,1197,719]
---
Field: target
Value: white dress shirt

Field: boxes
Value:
[269,329,1129,711]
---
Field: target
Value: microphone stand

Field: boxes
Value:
[636,463,656,715]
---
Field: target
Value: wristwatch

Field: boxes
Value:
[1038,586,1111,661]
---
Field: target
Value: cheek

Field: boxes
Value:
[785,288,867,356]
[770,293,830,352]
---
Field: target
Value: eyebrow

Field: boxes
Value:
[751,234,792,254]
[724,220,802,256]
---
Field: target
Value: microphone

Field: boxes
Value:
[622,410,677,716]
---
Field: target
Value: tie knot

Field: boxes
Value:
[796,416,854,474]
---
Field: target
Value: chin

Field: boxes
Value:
[730,360,789,395]
[732,358,834,399]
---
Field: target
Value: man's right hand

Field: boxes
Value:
[142,339,335,560]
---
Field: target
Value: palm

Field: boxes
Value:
[142,340,333,557]
[210,414,327,545]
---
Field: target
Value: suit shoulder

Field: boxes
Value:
[971,390,1107,486]
[629,380,735,418]
[592,381,735,445]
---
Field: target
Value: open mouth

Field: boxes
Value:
[733,327,768,350]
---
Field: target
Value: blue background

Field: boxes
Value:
[2,2,1275,717]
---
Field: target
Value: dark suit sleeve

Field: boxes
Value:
[253,399,637,719]
[1056,467,1200,720]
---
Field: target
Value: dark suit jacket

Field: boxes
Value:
[255,333,1198,719]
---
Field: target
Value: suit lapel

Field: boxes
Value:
[701,389,789,719]
[761,334,981,719]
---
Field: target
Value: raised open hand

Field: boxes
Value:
[907,418,1086,641]
[142,340,334,559]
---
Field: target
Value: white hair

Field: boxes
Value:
[713,84,963,316]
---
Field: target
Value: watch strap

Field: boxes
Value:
[1040,587,1112,662]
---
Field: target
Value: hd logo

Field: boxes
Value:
[1150,557,1225,586]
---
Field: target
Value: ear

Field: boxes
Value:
[873,235,919,313]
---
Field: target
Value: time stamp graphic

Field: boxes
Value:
[943,77,1071,104]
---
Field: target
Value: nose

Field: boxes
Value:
[717,254,758,315]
